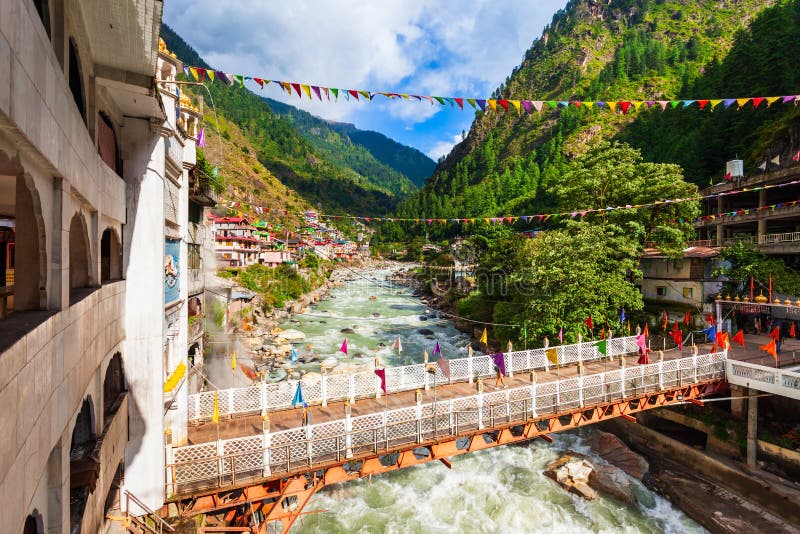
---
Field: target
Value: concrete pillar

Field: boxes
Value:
[757,189,767,241]
[747,387,758,471]
[716,195,724,246]
[730,385,747,419]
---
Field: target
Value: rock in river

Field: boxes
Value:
[418,328,435,336]
[544,450,637,504]
[341,328,355,334]
[588,431,649,480]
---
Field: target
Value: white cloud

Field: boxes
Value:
[427,133,464,160]
[165,0,566,118]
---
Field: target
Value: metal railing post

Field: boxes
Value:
[321,373,328,407]
[530,377,538,418]
[415,390,424,443]
[260,380,268,416]
[467,351,474,384]
[349,374,356,404]
[344,402,353,459]
[477,381,485,430]
[216,439,225,486]
[692,354,698,383]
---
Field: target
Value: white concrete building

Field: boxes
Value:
[0,1,202,531]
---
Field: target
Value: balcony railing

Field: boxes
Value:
[189,170,219,207]
[760,231,800,245]
[188,268,203,296]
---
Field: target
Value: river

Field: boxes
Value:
[256,266,706,533]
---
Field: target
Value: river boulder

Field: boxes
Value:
[588,431,649,480]
[544,452,597,500]
[341,328,355,334]
[418,328,435,336]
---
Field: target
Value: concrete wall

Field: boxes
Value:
[0,282,126,532]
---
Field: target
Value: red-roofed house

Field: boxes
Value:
[212,216,263,267]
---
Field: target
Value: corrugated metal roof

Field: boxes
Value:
[642,246,720,259]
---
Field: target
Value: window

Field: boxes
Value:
[68,38,86,123]
[32,0,51,39]
[188,244,201,270]
[98,112,121,175]
[656,286,667,297]
[683,287,693,299]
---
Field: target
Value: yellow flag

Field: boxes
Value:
[510,100,521,114]
[480,328,488,344]
[766,96,780,107]
[189,67,199,81]
[301,84,312,99]
[633,101,645,111]
[546,348,559,367]
[212,391,219,424]
[710,99,723,110]
[606,101,617,112]
[487,99,497,112]
[736,98,750,109]
[207,70,216,82]
[231,351,236,372]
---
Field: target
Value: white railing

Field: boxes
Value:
[760,232,800,245]
[168,352,727,492]
[726,360,800,400]
[188,336,642,421]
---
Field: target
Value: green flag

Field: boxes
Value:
[595,340,607,356]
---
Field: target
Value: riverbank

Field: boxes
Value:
[601,416,800,533]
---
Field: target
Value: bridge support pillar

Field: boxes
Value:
[747,387,759,471]
[730,385,747,419]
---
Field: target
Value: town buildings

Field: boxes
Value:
[0,2,214,531]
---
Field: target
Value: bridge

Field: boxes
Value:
[163,336,733,532]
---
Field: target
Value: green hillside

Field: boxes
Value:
[161,24,421,214]
[398,0,785,225]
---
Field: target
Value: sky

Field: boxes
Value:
[164,0,568,161]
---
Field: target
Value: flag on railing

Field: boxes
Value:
[684,310,691,325]
[705,312,716,326]
[558,327,563,344]
[546,347,559,368]
[620,308,626,325]
[671,328,684,350]
[600,326,606,340]
[437,355,451,383]
[212,391,219,424]
[480,328,488,345]
[340,338,348,355]
[231,351,236,373]
[291,346,298,364]
[732,330,745,346]
[717,331,730,351]
[702,325,716,342]
[292,382,305,407]
[392,336,403,353]
[374,368,387,394]
[790,323,797,338]
[432,341,441,356]
[586,316,593,330]
[768,327,780,340]
[643,323,649,337]
[759,338,778,361]
[595,340,607,356]
[491,353,506,375]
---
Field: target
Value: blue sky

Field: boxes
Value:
[164,0,567,160]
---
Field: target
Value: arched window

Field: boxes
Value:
[31,0,51,39]
[69,214,90,291]
[22,512,42,534]
[100,228,121,282]
[70,398,97,531]
[103,353,124,423]
[68,37,86,123]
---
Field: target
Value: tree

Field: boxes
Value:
[547,142,699,256]
[483,222,643,345]
[713,243,800,297]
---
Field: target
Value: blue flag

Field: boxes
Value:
[291,346,298,364]
[702,325,716,342]
[620,308,626,325]
[292,382,305,407]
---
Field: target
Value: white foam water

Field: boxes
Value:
[293,431,704,534]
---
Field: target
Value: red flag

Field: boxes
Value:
[759,339,777,361]
[586,316,594,330]
[672,320,680,334]
[600,326,605,340]
[705,313,715,326]
[374,368,387,394]
[732,330,745,347]
[671,329,683,350]
[793,150,800,162]
[768,327,780,340]
[717,332,729,350]
[683,310,691,325]
[791,323,797,338]
[637,347,649,364]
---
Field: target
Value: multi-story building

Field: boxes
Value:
[0,2,209,531]
[212,216,263,267]
[695,160,800,257]
[640,246,722,309]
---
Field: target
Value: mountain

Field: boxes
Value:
[161,24,427,214]
[398,0,792,224]
[264,98,436,188]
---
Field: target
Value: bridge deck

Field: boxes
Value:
[189,348,682,444]
[188,333,799,445]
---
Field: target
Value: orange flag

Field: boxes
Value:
[759,339,778,361]
[732,330,745,347]
[791,323,797,338]
[717,332,729,350]
[643,323,649,337]
[768,327,780,340]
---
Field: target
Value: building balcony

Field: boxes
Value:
[188,268,204,297]
[695,201,800,228]
[715,232,800,254]
[189,169,219,207]
[188,314,204,342]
